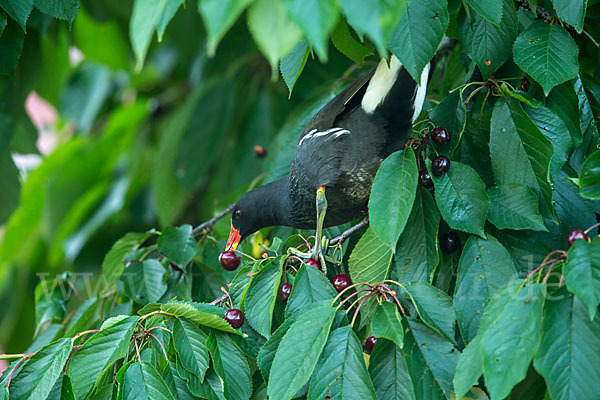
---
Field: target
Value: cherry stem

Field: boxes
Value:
[516,251,566,292]
[138,310,175,324]
[147,332,168,360]
[220,287,234,309]
[145,326,172,334]
[5,355,30,388]
[345,292,373,316]
[331,282,375,306]
[232,248,256,261]
[73,329,100,341]
[133,337,141,361]
[542,259,561,284]
[68,281,85,302]
[351,294,373,328]
[335,288,373,311]
[0,353,32,361]
[585,222,600,235]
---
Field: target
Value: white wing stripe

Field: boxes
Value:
[298,127,350,147]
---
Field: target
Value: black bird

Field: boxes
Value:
[226,56,430,262]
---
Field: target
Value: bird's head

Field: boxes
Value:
[225,191,262,251]
[225,179,290,251]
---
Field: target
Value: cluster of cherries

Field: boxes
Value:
[418,126,451,190]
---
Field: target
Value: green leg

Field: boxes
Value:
[311,186,328,272]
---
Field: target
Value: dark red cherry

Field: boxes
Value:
[278,283,292,302]
[440,231,461,253]
[419,168,433,189]
[567,229,588,248]
[432,155,451,176]
[431,127,450,145]
[219,251,241,271]
[331,274,351,293]
[364,335,378,354]
[305,258,322,271]
[224,308,244,328]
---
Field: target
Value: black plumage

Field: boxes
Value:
[228,57,428,246]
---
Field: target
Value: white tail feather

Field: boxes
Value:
[361,56,402,114]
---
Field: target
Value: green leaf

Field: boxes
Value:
[547,82,582,150]
[284,0,339,61]
[372,301,404,348]
[34,276,68,336]
[257,313,299,380]
[69,316,139,399]
[244,261,283,338]
[129,0,175,70]
[340,0,407,56]
[163,362,196,400]
[454,235,517,343]
[64,297,98,338]
[0,0,32,31]
[394,188,440,282]
[563,237,600,319]
[9,338,73,399]
[465,0,502,23]
[102,231,155,281]
[156,0,183,41]
[403,282,455,342]
[533,291,600,400]
[34,0,80,24]
[579,150,600,199]
[120,259,168,305]
[268,304,336,400]
[552,0,587,33]
[307,325,376,400]
[408,319,459,399]
[481,284,545,400]
[207,330,252,400]
[524,104,572,178]
[123,361,175,400]
[247,0,302,74]
[0,18,24,77]
[490,99,555,220]
[280,39,310,97]
[174,79,236,192]
[389,0,448,83]
[429,160,489,237]
[285,264,337,318]
[74,7,131,71]
[198,0,253,56]
[513,22,579,95]
[487,185,547,231]
[369,339,415,400]
[139,302,243,335]
[459,0,518,78]
[348,227,393,285]
[330,18,373,66]
[453,333,484,399]
[429,91,467,154]
[369,148,418,251]
[157,225,197,268]
[172,318,209,382]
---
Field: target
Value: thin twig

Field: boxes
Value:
[329,217,369,246]
[210,294,228,306]
[193,205,234,235]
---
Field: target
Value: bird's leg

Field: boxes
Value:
[286,186,335,271]
[311,186,328,272]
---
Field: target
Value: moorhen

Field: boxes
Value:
[226,55,430,265]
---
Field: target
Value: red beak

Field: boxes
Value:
[226,220,241,251]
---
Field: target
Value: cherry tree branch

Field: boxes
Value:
[329,217,369,246]
[193,205,233,235]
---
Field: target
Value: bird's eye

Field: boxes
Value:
[234,209,242,219]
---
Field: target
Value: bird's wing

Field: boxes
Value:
[297,68,376,143]
[291,127,350,188]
